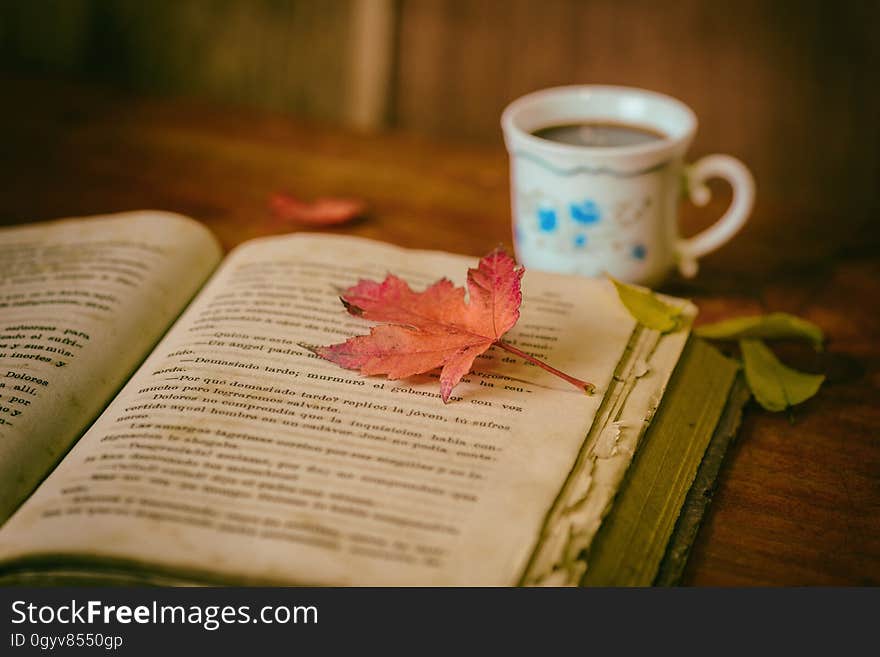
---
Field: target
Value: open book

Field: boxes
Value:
[0,211,742,586]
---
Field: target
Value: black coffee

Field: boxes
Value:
[531,121,666,148]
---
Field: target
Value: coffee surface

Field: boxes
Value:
[532,121,666,148]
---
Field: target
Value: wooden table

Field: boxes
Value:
[2,77,877,585]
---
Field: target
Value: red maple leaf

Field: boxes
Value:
[314,248,594,402]
[270,193,366,226]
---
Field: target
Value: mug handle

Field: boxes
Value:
[676,154,755,277]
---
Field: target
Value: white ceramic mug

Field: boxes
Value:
[501,85,754,286]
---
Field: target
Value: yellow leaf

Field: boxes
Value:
[696,313,824,349]
[610,277,682,333]
[740,339,824,412]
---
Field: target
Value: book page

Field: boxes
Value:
[0,211,222,522]
[0,234,639,585]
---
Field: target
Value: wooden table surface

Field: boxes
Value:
[2,77,878,586]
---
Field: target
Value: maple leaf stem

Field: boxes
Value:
[494,341,596,394]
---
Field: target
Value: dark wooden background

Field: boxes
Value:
[3,0,878,228]
[1,1,878,585]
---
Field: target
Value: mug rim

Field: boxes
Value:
[501,84,698,159]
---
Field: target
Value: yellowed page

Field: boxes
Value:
[0,211,222,522]
[0,234,640,585]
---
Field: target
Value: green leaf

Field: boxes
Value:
[739,338,825,412]
[610,277,682,333]
[696,312,824,349]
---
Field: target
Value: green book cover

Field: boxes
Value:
[582,338,747,586]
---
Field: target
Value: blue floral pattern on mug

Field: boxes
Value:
[569,200,601,225]
[537,206,558,232]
